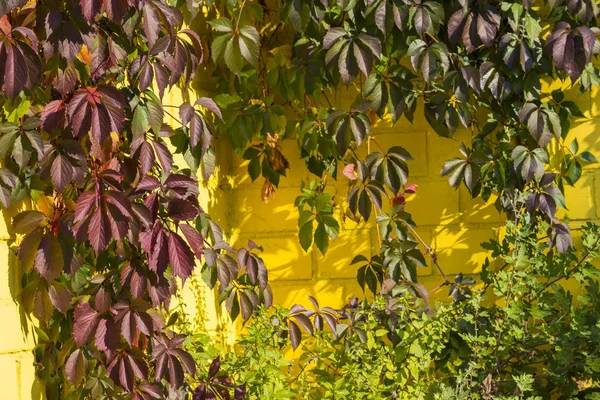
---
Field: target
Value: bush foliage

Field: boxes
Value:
[1,0,600,398]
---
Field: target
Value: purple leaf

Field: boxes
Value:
[34,233,64,281]
[88,206,109,254]
[51,154,74,192]
[168,232,195,284]
[65,349,86,386]
[73,302,99,347]
[49,282,71,314]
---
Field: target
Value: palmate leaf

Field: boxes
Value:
[367,146,412,194]
[512,145,548,182]
[323,28,381,84]
[448,5,500,53]
[353,255,384,295]
[410,1,445,37]
[407,41,449,85]
[546,22,596,82]
[348,181,386,222]
[326,110,371,151]
[519,103,561,147]
[68,85,126,143]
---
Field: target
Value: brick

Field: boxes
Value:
[271,280,345,308]
[432,226,495,275]
[341,279,370,302]
[404,179,460,226]
[17,352,42,400]
[0,299,35,354]
[230,187,301,233]
[251,236,313,281]
[0,354,19,399]
[318,230,372,279]
[557,172,595,220]
[355,132,429,177]
[459,187,503,224]
[426,128,471,172]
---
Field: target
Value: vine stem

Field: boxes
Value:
[235,0,248,32]
[407,225,449,284]
[368,137,383,249]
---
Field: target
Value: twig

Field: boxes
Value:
[408,225,449,283]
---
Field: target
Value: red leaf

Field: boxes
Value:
[189,112,204,149]
[69,91,92,138]
[95,286,111,313]
[341,164,357,180]
[153,63,169,99]
[97,85,126,132]
[179,224,204,261]
[95,317,118,353]
[167,198,200,221]
[51,154,74,192]
[195,97,222,120]
[138,58,154,92]
[167,354,185,388]
[168,232,195,284]
[88,206,109,253]
[34,233,64,281]
[80,0,101,21]
[119,355,135,392]
[54,63,77,97]
[73,302,99,347]
[74,190,97,223]
[152,139,173,173]
[143,4,161,49]
[5,42,27,99]
[65,349,86,386]
[179,102,194,126]
[144,192,159,219]
[105,191,133,218]
[404,183,418,193]
[91,102,112,143]
[139,141,155,174]
[164,174,198,194]
[49,282,71,314]
[41,100,66,132]
[138,175,161,191]
[149,227,168,276]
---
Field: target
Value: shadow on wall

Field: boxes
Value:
[1,202,45,399]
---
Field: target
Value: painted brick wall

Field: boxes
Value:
[2,75,600,400]
[0,203,45,399]
[217,83,600,312]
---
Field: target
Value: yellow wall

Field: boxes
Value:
[218,84,600,313]
[2,78,600,399]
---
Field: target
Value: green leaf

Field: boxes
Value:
[299,220,313,251]
[314,222,329,255]
[561,101,584,117]
[247,156,261,181]
[132,104,149,138]
[578,151,597,163]
[211,34,230,63]
[239,26,260,66]
[570,138,579,154]
[208,18,234,33]
[12,210,47,234]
